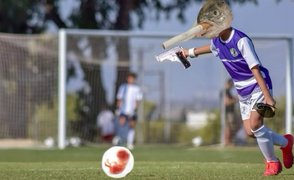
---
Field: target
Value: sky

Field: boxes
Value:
[143,0,294,36]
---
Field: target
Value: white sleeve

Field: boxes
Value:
[210,40,219,57]
[97,114,102,127]
[116,84,124,99]
[238,37,261,69]
[136,87,143,101]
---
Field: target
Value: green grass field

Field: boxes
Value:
[0,144,293,179]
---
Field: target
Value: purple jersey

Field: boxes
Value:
[210,28,272,100]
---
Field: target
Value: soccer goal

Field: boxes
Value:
[58,29,293,149]
[0,30,292,149]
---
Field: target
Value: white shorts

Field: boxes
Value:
[239,91,265,120]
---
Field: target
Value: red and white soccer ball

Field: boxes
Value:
[101,146,134,178]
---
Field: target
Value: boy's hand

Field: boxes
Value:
[176,51,191,69]
[264,95,276,108]
[253,103,276,118]
[180,48,189,58]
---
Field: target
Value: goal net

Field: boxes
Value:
[59,30,294,148]
[0,33,58,146]
[0,30,292,148]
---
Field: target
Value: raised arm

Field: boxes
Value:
[181,44,212,58]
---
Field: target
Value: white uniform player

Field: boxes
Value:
[116,72,142,150]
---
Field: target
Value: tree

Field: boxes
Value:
[0,1,44,33]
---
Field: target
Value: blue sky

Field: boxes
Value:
[143,1,294,36]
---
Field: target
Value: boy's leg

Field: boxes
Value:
[267,128,287,146]
[242,111,282,175]
[242,91,287,161]
[240,91,293,175]
[249,118,282,176]
[248,100,293,169]
[114,115,128,145]
[127,119,136,150]
[243,113,293,173]
[251,126,278,161]
[264,128,293,168]
[249,112,278,162]
[279,134,294,168]
[127,128,135,149]
[112,116,121,145]
[224,113,234,146]
[251,123,294,172]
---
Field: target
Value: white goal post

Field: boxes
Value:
[58,30,67,149]
[58,29,293,149]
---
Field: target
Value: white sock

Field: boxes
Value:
[252,125,278,162]
[267,128,287,147]
[127,129,135,145]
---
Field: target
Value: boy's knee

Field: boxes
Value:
[249,112,263,131]
[247,133,255,138]
[129,120,136,128]
[250,120,263,131]
[248,124,264,138]
[245,130,255,138]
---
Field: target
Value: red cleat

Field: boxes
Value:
[280,134,294,168]
[264,160,282,176]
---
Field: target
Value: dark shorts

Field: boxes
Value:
[101,134,114,142]
[119,113,137,121]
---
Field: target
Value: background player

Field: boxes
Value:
[96,105,115,143]
[222,79,239,146]
[115,72,143,150]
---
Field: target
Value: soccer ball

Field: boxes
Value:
[101,146,134,178]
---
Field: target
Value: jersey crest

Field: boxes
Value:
[230,48,238,57]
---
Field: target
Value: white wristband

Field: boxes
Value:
[188,48,196,58]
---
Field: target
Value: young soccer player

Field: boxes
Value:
[115,72,143,150]
[160,0,293,175]
[180,26,294,176]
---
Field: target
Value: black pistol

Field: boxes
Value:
[176,51,191,69]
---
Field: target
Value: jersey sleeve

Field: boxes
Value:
[237,37,261,69]
[116,84,125,99]
[135,86,143,101]
[210,39,219,57]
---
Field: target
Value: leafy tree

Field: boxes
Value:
[0,1,43,33]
